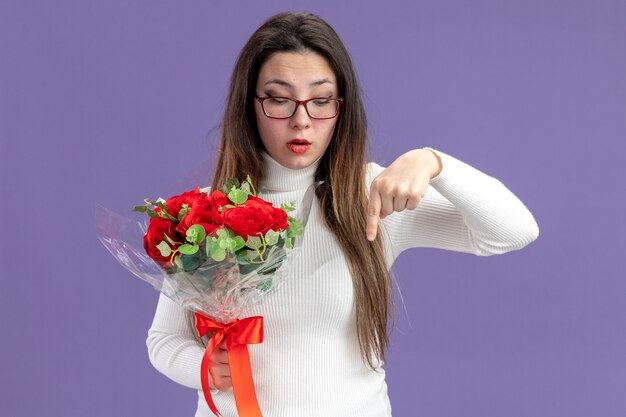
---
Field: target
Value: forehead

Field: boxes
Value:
[257,51,337,88]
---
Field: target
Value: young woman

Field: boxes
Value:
[147,12,539,417]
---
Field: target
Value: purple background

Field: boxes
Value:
[1,1,625,416]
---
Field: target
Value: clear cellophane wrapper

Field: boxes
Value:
[95,183,317,323]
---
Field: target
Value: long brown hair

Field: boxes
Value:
[199,12,393,369]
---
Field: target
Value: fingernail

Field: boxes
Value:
[367,233,374,241]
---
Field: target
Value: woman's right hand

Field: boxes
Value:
[209,340,232,391]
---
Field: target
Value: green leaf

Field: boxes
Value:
[178,244,199,255]
[219,236,243,251]
[241,181,251,195]
[179,248,206,271]
[265,229,279,246]
[285,237,294,249]
[178,204,190,220]
[210,245,226,261]
[228,189,248,205]
[206,237,217,257]
[286,216,304,237]
[218,237,230,250]
[147,210,158,219]
[245,236,262,250]
[235,251,251,265]
[222,178,240,195]
[280,201,296,213]
[174,255,183,269]
[156,241,172,257]
[216,228,228,238]
[186,224,206,244]
[246,250,260,262]
[132,205,147,213]
[152,202,176,221]
[163,233,176,246]
[232,236,245,252]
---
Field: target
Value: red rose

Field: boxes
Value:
[176,190,229,236]
[222,195,288,239]
[143,217,184,267]
[159,187,206,219]
[208,190,230,211]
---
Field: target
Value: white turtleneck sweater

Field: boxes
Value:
[146,149,539,417]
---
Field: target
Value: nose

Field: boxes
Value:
[291,102,311,129]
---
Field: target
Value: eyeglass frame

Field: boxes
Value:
[255,96,344,120]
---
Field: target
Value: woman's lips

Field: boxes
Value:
[286,139,311,154]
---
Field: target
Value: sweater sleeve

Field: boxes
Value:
[146,293,205,390]
[368,148,539,260]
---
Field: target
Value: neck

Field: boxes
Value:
[260,151,320,192]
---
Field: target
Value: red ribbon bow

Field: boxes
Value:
[194,312,265,417]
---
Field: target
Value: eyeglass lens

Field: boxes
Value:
[262,98,339,119]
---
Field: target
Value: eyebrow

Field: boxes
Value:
[263,78,334,88]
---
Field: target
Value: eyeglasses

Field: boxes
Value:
[255,96,343,119]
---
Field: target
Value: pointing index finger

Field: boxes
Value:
[366,189,381,241]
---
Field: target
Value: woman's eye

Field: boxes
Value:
[313,99,330,106]
[269,98,288,105]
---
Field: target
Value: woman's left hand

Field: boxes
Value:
[366,148,442,241]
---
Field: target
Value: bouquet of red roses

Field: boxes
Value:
[96,177,316,417]
[133,177,304,322]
